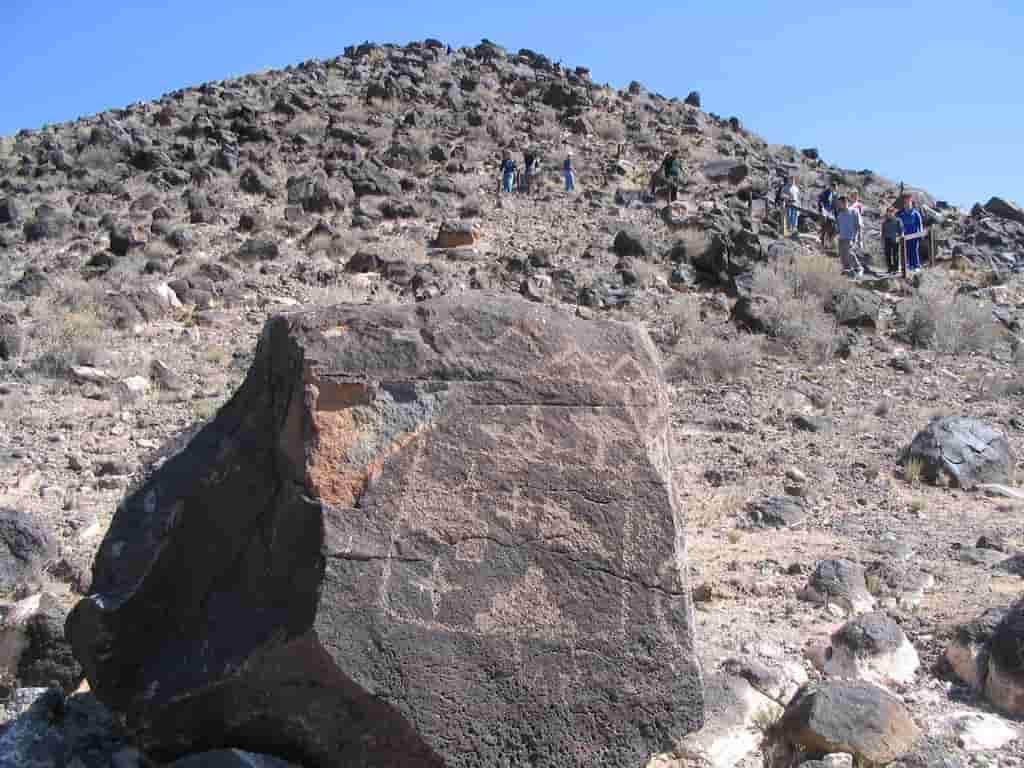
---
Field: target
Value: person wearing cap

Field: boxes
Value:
[563,151,575,192]
[897,194,924,271]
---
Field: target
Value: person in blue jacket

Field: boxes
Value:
[500,152,517,193]
[897,194,924,272]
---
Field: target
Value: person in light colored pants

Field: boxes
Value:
[563,152,575,192]
[835,196,863,275]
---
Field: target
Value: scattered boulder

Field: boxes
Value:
[744,496,805,529]
[520,274,551,302]
[239,166,275,196]
[986,597,1024,715]
[685,91,701,108]
[720,645,808,706]
[776,681,921,765]
[905,416,1013,489]
[237,237,280,262]
[612,228,651,260]
[435,220,477,248]
[0,592,81,691]
[938,712,1022,753]
[669,673,782,768]
[66,293,703,767]
[0,307,23,361]
[799,559,875,615]
[0,197,21,224]
[0,509,57,595]
[0,690,129,768]
[702,159,749,184]
[822,612,920,686]
[827,288,881,329]
[286,171,348,212]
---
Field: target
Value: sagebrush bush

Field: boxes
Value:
[750,253,839,361]
[663,295,758,384]
[593,118,626,144]
[899,279,998,355]
[27,279,112,377]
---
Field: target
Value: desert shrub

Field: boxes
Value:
[898,280,998,355]
[27,279,111,377]
[750,254,839,360]
[663,295,759,384]
[593,117,626,144]
[666,331,758,385]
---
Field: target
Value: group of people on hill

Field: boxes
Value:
[499,149,575,194]
[811,181,926,277]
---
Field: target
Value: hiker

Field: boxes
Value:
[665,152,684,202]
[784,175,801,235]
[897,194,924,272]
[818,182,837,248]
[563,152,575,192]
[848,190,865,248]
[882,207,905,274]
[500,153,517,194]
[836,196,863,276]
[521,150,537,193]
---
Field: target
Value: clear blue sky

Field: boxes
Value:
[2,1,1021,208]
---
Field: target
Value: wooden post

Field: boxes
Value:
[900,236,907,279]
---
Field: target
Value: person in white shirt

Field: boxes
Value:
[835,196,863,276]
[784,175,801,236]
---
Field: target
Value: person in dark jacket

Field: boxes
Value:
[665,152,683,202]
[897,195,924,271]
[882,207,905,273]
[818,182,838,248]
[501,153,517,193]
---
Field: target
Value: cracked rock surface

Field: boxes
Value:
[64,292,702,767]
[905,416,1012,489]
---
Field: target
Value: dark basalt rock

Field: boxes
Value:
[67,293,703,767]
[905,416,1013,489]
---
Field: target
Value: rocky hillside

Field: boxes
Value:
[3,38,1024,768]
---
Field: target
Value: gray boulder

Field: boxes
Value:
[905,417,1013,489]
[745,496,805,529]
[67,293,703,767]
[800,559,875,614]
[777,681,921,765]
[0,690,128,768]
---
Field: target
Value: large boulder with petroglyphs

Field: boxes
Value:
[65,292,703,767]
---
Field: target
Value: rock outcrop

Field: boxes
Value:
[66,293,703,767]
